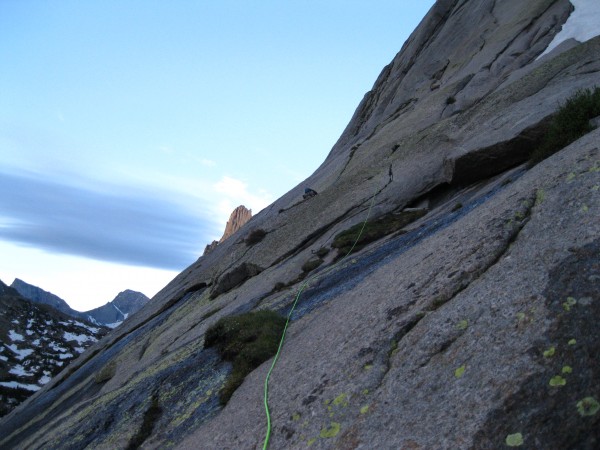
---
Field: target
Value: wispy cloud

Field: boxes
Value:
[0,170,215,270]
[199,158,217,167]
[213,176,273,223]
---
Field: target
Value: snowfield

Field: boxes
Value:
[6,345,34,361]
[8,330,24,342]
[541,0,600,56]
[63,331,97,345]
[0,381,41,392]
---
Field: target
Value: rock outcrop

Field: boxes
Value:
[219,205,252,243]
[1,1,599,449]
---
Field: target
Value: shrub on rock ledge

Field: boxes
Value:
[204,310,286,404]
[530,86,600,165]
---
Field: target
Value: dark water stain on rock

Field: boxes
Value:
[472,239,600,450]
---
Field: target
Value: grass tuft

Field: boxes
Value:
[245,229,266,246]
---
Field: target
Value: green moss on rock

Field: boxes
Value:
[204,310,286,404]
[332,209,427,256]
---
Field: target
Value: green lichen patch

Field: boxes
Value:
[319,422,341,438]
[581,204,589,213]
[204,310,286,404]
[549,376,567,387]
[332,393,349,408]
[535,189,546,205]
[456,319,469,330]
[568,339,577,346]
[562,366,573,374]
[563,297,577,311]
[455,365,466,379]
[292,413,301,421]
[576,397,600,417]
[360,405,369,414]
[505,432,524,447]
[543,346,556,358]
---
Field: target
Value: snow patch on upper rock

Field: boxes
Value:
[541,0,600,57]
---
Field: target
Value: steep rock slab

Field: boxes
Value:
[180,128,600,450]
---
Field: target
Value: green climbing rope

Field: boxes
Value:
[262,190,378,449]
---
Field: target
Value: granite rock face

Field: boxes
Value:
[1,1,599,449]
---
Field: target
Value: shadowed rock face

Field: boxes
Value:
[2,1,600,448]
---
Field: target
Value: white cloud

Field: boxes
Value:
[199,158,217,167]
[213,175,273,224]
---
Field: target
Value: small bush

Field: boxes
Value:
[530,86,600,165]
[302,257,323,273]
[272,281,286,292]
[126,394,162,450]
[204,310,286,404]
[446,96,456,105]
[245,229,266,246]
[95,361,117,384]
[332,209,427,257]
[314,247,330,258]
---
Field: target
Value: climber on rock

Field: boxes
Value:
[303,187,318,200]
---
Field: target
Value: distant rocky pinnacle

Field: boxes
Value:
[219,205,252,242]
[204,205,252,255]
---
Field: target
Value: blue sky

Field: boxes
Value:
[0,1,434,310]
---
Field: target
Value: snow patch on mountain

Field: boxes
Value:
[541,0,600,56]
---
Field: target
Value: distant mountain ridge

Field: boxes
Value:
[11,280,149,328]
[0,279,108,417]
[84,289,150,327]
[10,279,82,320]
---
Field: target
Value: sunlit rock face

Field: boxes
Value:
[219,205,252,243]
[203,205,253,256]
[2,1,600,449]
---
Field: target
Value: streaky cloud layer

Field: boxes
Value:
[0,170,211,270]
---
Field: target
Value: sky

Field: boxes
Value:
[0,1,436,310]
